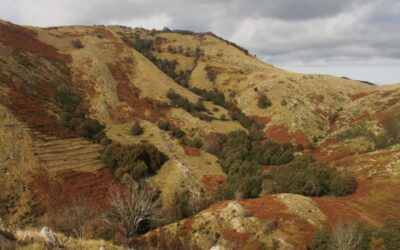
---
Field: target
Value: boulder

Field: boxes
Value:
[40,226,64,248]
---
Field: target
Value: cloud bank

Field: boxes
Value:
[1,0,399,84]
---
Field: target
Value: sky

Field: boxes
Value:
[1,0,399,85]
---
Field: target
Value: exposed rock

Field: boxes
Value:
[40,226,64,248]
[276,193,326,228]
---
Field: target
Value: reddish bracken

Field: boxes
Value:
[107,59,168,123]
[0,22,71,62]
[201,175,227,191]
[347,91,376,101]
[31,167,119,218]
[6,88,77,138]
[267,125,309,147]
[183,146,201,156]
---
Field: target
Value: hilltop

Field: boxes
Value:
[0,19,399,249]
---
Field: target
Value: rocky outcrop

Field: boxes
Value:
[40,226,64,248]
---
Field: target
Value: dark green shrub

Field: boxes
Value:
[257,94,272,109]
[263,157,357,197]
[71,39,84,49]
[311,229,331,250]
[131,122,144,136]
[157,121,171,131]
[56,89,105,141]
[330,173,358,196]
[375,217,400,250]
[166,89,209,118]
[101,143,168,178]
[171,127,186,139]
[205,65,217,82]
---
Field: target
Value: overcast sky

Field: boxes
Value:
[1,0,399,85]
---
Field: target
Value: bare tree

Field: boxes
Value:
[104,183,162,246]
[57,197,98,239]
[331,221,364,250]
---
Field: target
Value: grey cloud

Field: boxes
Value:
[0,0,399,83]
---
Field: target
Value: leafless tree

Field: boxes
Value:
[331,221,364,250]
[104,183,162,246]
[57,197,98,239]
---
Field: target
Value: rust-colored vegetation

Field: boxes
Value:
[267,125,309,147]
[31,167,117,217]
[107,59,168,123]
[6,87,77,138]
[0,22,71,62]
[183,146,201,156]
[201,175,227,191]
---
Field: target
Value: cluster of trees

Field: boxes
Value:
[189,87,265,133]
[166,89,213,120]
[210,130,297,199]
[190,87,227,107]
[101,142,168,180]
[209,129,357,200]
[125,35,193,87]
[57,90,105,141]
[157,120,203,148]
[263,156,357,197]
[312,218,400,250]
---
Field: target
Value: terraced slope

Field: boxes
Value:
[31,134,103,174]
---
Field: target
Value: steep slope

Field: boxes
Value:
[125,29,377,146]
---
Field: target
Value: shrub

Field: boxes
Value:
[375,217,400,250]
[101,143,168,178]
[311,229,331,250]
[158,121,171,131]
[191,137,203,149]
[166,89,210,119]
[205,65,217,82]
[263,157,357,197]
[71,39,84,49]
[171,127,186,139]
[57,90,105,141]
[131,122,144,136]
[257,94,272,109]
[281,99,287,106]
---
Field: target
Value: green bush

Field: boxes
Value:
[205,65,217,82]
[213,130,296,199]
[263,157,357,197]
[310,229,331,250]
[157,121,171,131]
[57,90,105,141]
[375,217,400,250]
[131,122,144,136]
[71,39,84,49]
[257,94,272,109]
[171,127,186,139]
[101,143,168,178]
[166,89,211,119]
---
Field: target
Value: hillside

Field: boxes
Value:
[0,19,399,249]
